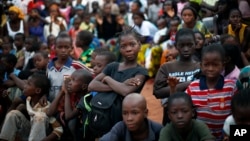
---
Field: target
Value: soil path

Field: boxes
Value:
[141,79,163,124]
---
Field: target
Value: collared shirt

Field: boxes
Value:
[100,119,163,141]
[47,57,91,101]
[186,75,237,140]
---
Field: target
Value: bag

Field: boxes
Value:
[88,92,123,138]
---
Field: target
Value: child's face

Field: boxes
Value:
[182,9,195,24]
[119,35,141,62]
[217,2,227,14]
[229,10,241,27]
[14,35,24,49]
[33,53,48,70]
[25,38,33,52]
[131,3,140,13]
[201,52,224,80]
[233,106,250,125]
[2,44,12,55]
[48,36,55,47]
[170,20,179,32]
[39,43,49,53]
[157,19,166,30]
[194,33,204,50]
[84,16,90,24]
[93,55,107,75]
[122,99,147,132]
[55,38,72,60]
[133,15,143,26]
[176,35,195,59]
[168,98,193,130]
[66,72,84,93]
[1,57,13,73]
[73,18,82,30]
[23,77,39,97]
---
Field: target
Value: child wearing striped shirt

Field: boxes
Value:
[186,44,237,140]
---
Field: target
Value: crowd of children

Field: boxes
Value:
[0,0,250,141]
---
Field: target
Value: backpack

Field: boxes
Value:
[78,94,95,140]
[88,92,123,138]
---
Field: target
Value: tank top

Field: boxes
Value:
[228,23,248,44]
[7,20,24,38]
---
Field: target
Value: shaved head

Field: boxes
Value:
[123,93,147,110]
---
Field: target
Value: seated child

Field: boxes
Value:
[47,69,93,141]
[90,48,109,69]
[76,30,94,68]
[93,51,116,76]
[0,73,63,141]
[193,31,205,62]
[100,93,163,141]
[186,44,237,140]
[159,92,215,141]
[223,89,250,141]
[1,43,14,55]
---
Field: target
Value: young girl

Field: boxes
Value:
[223,89,250,141]
[186,44,237,140]
[224,8,250,53]
[159,92,215,141]
[69,16,82,59]
[178,6,211,38]
[154,28,200,125]
[43,3,67,38]
[132,12,158,44]
[193,31,205,61]
[88,28,148,137]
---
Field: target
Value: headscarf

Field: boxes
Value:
[8,6,25,20]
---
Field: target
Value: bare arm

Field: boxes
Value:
[213,15,218,35]
[154,82,191,98]
[64,92,79,120]
[88,73,113,92]
[9,73,27,90]
[23,20,29,37]
[47,90,64,116]
[102,74,146,97]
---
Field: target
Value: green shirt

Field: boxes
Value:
[79,48,93,68]
[159,120,215,141]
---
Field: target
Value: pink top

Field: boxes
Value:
[222,66,240,82]
[59,6,71,24]
[238,0,250,18]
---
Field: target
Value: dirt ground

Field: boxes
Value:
[141,79,163,124]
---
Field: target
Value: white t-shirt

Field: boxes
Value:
[134,20,158,38]
[153,27,168,44]
[43,17,67,39]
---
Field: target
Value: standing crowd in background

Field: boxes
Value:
[0,0,250,141]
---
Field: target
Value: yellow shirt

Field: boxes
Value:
[228,24,248,44]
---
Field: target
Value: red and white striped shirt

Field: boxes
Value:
[186,76,237,140]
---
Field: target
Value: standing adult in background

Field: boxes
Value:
[1,6,28,38]
[96,3,122,41]
[147,0,162,25]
